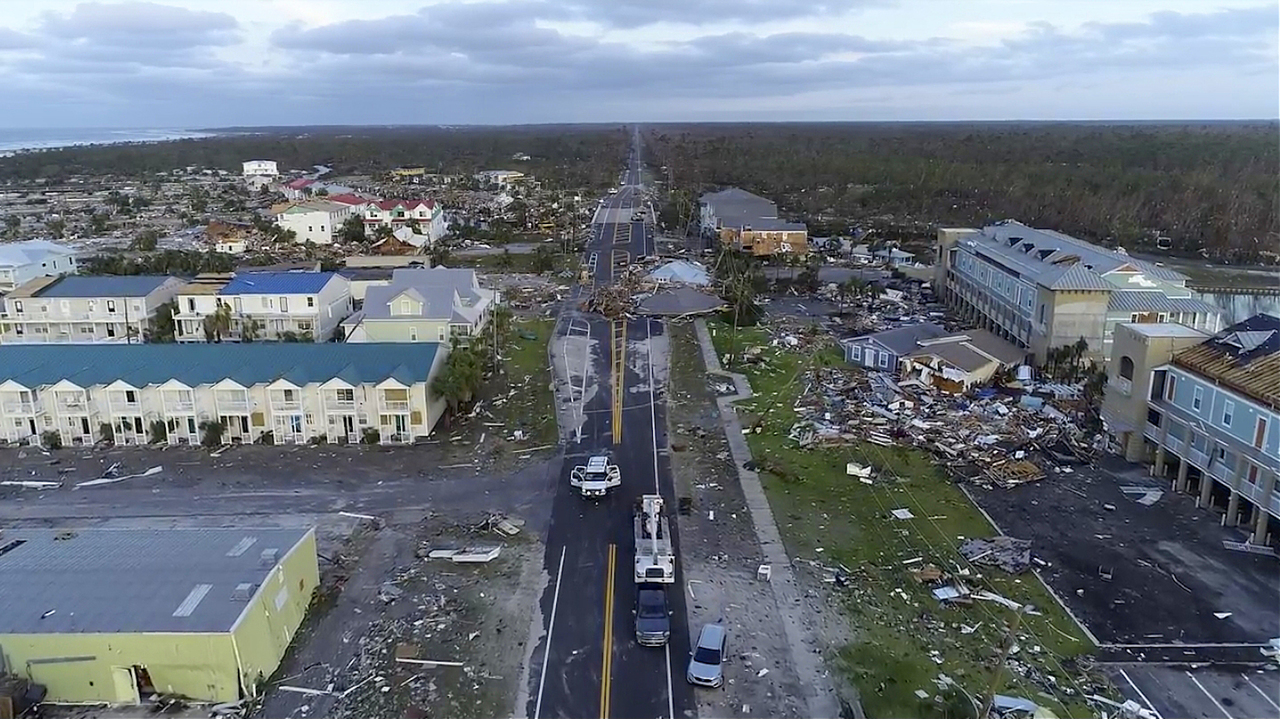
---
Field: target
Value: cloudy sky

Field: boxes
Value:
[0,0,1276,127]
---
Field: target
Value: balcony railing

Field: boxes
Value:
[1207,460,1231,482]
[217,400,250,413]
[55,400,88,412]
[165,399,195,412]
[381,400,410,412]
[2,401,36,414]
[1187,447,1210,470]
[271,400,302,412]
[326,397,357,409]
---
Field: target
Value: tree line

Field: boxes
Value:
[644,122,1279,263]
[0,125,630,193]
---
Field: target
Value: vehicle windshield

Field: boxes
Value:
[693,645,721,665]
[637,592,666,618]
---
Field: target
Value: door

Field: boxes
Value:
[111,666,140,703]
[342,415,355,440]
[394,414,408,438]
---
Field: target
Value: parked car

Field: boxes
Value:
[686,622,726,688]
[634,584,672,646]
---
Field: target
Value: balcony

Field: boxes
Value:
[164,398,195,413]
[326,396,357,410]
[381,400,410,412]
[216,399,250,413]
[1207,460,1231,482]
[1237,480,1280,519]
[1187,447,1210,470]
[271,398,302,412]
[2,401,37,414]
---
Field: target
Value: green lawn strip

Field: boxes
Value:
[706,320,1101,718]
[491,317,559,446]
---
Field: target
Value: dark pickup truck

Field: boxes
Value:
[634,584,672,646]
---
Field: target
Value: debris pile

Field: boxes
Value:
[784,365,1095,487]
[958,536,1033,574]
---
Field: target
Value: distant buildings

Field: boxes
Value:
[0,342,448,446]
[242,159,279,190]
[1104,314,1279,545]
[0,275,182,344]
[699,188,808,257]
[474,170,526,189]
[362,199,447,242]
[0,239,78,292]
[934,220,1222,364]
[174,271,353,342]
[0,527,318,703]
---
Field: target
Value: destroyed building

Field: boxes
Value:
[0,527,319,704]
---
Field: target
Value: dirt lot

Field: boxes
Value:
[666,321,852,719]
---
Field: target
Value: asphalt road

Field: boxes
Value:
[529,138,695,719]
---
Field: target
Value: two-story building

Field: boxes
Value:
[0,240,78,293]
[281,178,316,200]
[1108,314,1279,546]
[341,268,495,344]
[362,200,447,242]
[242,159,279,190]
[0,275,183,344]
[0,343,447,446]
[934,220,1222,364]
[174,272,352,342]
[699,188,807,256]
[274,200,354,245]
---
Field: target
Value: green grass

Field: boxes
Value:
[706,320,1103,718]
[451,249,577,274]
[492,318,559,446]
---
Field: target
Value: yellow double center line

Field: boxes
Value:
[599,543,617,719]
[611,319,626,443]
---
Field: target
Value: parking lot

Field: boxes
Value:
[972,458,1280,719]
[1,443,559,718]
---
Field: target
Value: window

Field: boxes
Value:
[306,296,315,308]
[1255,417,1268,449]
[60,300,69,313]
[1119,356,1134,381]
[1165,374,1177,401]
[400,299,411,315]
[1037,304,1045,323]
[106,300,116,313]
[279,297,289,312]
[87,301,95,312]
[409,327,418,342]
[1215,445,1226,461]
[1221,400,1233,428]
[878,352,890,368]
[437,326,446,341]
[125,390,137,403]
[336,388,354,403]
[188,298,196,312]
[849,346,861,361]
[13,301,21,313]
[1192,387,1203,411]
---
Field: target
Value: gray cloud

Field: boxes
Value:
[0,28,37,50]
[1,2,1276,127]
[39,2,240,48]
[559,0,884,29]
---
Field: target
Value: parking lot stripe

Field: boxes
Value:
[1243,674,1280,712]
[1186,671,1234,718]
[1118,668,1164,719]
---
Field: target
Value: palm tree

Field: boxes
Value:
[203,303,233,342]
[431,341,485,426]
[241,319,262,343]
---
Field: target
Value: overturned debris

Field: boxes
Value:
[959,536,1032,574]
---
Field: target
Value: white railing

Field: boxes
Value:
[166,399,195,412]
[1,402,36,414]
[271,400,301,411]
[381,400,410,412]
[1207,460,1231,482]
[1187,448,1210,470]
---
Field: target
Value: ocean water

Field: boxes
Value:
[0,127,217,154]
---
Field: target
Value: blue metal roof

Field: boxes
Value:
[220,271,339,295]
[0,343,440,389]
[35,275,175,298]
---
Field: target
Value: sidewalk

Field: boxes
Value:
[693,319,849,719]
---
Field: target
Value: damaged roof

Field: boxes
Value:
[1172,313,1280,407]
[844,322,947,356]
[0,527,312,634]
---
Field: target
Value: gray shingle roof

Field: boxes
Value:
[0,343,440,389]
[701,187,786,229]
[362,268,489,323]
[1046,264,1115,291]
[846,322,947,355]
[1107,291,1217,315]
[32,275,175,298]
[0,527,312,634]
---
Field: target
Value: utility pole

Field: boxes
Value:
[980,607,1029,719]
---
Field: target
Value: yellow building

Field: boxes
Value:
[0,527,319,704]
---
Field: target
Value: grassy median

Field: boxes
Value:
[705,319,1101,718]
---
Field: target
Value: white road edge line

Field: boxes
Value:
[1242,673,1280,711]
[533,546,567,719]
[1185,670,1234,719]
[1118,668,1165,719]
[646,318,675,719]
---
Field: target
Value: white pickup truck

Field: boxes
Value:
[570,455,621,498]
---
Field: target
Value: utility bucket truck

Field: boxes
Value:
[634,494,675,583]
[570,455,621,498]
